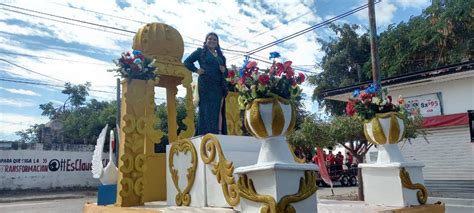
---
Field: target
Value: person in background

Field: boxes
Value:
[335,151,344,170]
[312,148,319,165]
[184,32,228,135]
[346,151,354,168]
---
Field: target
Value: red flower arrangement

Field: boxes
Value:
[226,52,305,108]
[346,84,408,121]
[109,50,157,80]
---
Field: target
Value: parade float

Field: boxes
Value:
[84,22,444,213]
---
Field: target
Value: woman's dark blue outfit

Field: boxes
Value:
[184,48,227,135]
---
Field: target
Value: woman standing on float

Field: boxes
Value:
[184,32,227,135]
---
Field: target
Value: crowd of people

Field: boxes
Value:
[312,150,357,172]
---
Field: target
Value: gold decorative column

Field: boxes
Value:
[116,79,156,207]
[131,22,195,203]
[225,91,242,135]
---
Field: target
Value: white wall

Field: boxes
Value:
[399,126,474,181]
[388,75,474,115]
[0,150,108,190]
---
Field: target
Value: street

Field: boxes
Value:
[0,187,358,213]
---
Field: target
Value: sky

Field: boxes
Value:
[0,0,432,141]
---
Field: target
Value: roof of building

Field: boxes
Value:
[321,60,474,101]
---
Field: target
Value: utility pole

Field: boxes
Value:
[368,0,381,87]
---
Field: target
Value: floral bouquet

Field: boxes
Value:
[346,83,427,142]
[225,65,239,92]
[109,50,157,80]
[346,83,407,121]
[227,52,306,108]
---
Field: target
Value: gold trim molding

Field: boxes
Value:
[288,143,306,164]
[400,168,428,205]
[200,134,240,206]
[169,139,198,206]
[238,170,318,213]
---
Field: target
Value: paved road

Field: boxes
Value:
[0,196,95,213]
[0,187,358,212]
[1,187,471,213]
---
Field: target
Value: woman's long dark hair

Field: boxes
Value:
[201,32,226,67]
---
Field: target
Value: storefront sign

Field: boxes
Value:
[404,93,443,117]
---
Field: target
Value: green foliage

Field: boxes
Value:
[288,115,334,149]
[309,23,371,115]
[328,116,365,144]
[60,99,117,144]
[15,124,44,143]
[311,1,473,115]
[378,1,473,78]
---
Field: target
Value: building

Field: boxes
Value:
[321,61,474,198]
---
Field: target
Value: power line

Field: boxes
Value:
[226,8,313,49]
[0,8,132,37]
[245,0,381,55]
[0,77,114,94]
[0,51,114,67]
[0,3,137,34]
[0,58,65,83]
[48,1,147,24]
[0,3,247,55]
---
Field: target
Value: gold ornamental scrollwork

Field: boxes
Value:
[277,171,318,213]
[288,143,306,164]
[169,139,198,206]
[238,174,277,213]
[237,171,318,213]
[200,134,240,206]
[400,168,428,205]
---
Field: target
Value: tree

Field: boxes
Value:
[154,97,193,152]
[288,114,334,162]
[308,23,371,115]
[328,116,371,201]
[39,82,91,119]
[17,82,115,144]
[15,124,44,143]
[310,2,473,115]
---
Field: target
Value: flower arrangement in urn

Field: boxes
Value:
[345,83,408,121]
[109,50,157,80]
[226,52,306,108]
[346,83,426,150]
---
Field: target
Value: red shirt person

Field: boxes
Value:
[326,151,335,165]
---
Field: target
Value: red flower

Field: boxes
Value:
[239,77,246,85]
[286,67,295,78]
[228,70,236,78]
[346,101,356,116]
[258,74,270,85]
[246,61,257,69]
[298,72,305,83]
[283,61,292,70]
[275,62,284,76]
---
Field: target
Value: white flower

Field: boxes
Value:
[372,97,382,105]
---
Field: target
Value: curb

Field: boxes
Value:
[0,194,84,203]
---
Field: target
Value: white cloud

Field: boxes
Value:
[0,113,49,138]
[0,86,41,96]
[395,0,430,9]
[354,0,397,25]
[0,97,35,107]
[4,0,427,139]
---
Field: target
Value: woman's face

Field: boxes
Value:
[205,34,218,49]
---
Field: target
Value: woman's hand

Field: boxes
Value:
[196,68,205,75]
[219,65,226,73]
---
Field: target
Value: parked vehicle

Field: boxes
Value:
[316,164,358,187]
